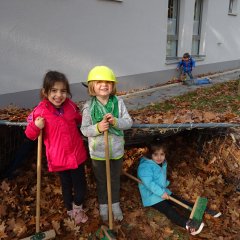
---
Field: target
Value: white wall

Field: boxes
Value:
[0,0,240,98]
[0,0,169,95]
[174,0,240,66]
[200,0,240,64]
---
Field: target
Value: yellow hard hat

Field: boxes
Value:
[87,66,117,82]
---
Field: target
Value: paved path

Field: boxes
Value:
[122,69,240,110]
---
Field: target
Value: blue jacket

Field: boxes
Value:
[177,57,195,73]
[137,157,172,207]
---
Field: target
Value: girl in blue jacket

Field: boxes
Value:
[137,138,205,236]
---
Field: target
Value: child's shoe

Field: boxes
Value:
[186,219,204,236]
[206,209,222,218]
[99,204,108,221]
[112,202,123,221]
[72,203,88,224]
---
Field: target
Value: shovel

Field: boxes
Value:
[21,130,55,240]
[96,130,117,240]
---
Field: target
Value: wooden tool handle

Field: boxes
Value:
[122,170,142,184]
[190,196,199,219]
[36,130,43,233]
[104,131,113,230]
[168,196,192,210]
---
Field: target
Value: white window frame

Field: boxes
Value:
[192,0,203,56]
[166,0,180,59]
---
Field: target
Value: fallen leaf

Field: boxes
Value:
[1,181,10,192]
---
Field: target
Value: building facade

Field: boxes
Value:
[0,0,240,107]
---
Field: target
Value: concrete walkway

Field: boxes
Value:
[121,69,240,110]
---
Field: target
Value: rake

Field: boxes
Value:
[122,170,208,223]
[21,130,55,240]
[96,131,117,240]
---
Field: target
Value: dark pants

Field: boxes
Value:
[92,158,122,204]
[152,194,193,228]
[58,163,86,211]
[179,69,193,79]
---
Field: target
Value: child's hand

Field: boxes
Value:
[35,117,45,129]
[97,117,109,133]
[105,113,115,125]
[161,192,169,200]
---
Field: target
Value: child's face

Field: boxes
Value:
[93,81,113,98]
[152,149,165,164]
[183,57,189,62]
[47,82,67,108]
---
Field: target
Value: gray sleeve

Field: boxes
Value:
[81,102,102,137]
[115,98,133,130]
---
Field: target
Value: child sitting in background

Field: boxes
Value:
[137,137,221,236]
[177,52,195,80]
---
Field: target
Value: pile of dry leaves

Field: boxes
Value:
[0,80,239,239]
[0,129,239,239]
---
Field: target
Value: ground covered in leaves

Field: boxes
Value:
[0,130,239,240]
[0,80,239,239]
[129,80,240,124]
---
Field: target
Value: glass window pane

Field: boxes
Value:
[167,40,177,57]
[193,20,200,35]
[192,39,199,55]
[194,0,201,20]
[167,0,178,57]
[168,0,178,18]
[229,0,233,13]
[192,0,202,55]
[228,0,238,14]
[167,18,177,35]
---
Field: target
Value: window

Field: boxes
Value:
[191,0,203,56]
[229,0,238,15]
[166,0,179,58]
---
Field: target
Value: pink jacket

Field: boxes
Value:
[25,98,87,172]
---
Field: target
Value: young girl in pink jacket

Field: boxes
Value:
[25,71,88,224]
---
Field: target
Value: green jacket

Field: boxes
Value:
[81,96,133,160]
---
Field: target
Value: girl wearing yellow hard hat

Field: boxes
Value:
[81,66,133,222]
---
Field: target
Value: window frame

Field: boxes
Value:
[228,0,238,15]
[191,0,203,56]
[166,0,180,59]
